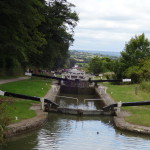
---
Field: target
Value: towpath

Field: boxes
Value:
[0,77,30,84]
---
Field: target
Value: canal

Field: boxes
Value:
[2,92,150,150]
[3,114,150,150]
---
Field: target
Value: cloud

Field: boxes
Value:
[68,0,150,51]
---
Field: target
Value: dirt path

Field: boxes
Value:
[0,77,30,84]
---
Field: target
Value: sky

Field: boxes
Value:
[67,0,150,52]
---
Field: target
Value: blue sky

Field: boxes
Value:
[68,0,150,52]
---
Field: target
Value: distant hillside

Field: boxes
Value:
[74,50,120,57]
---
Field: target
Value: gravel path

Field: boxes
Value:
[0,77,30,84]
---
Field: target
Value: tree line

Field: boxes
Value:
[0,0,78,76]
[88,33,150,83]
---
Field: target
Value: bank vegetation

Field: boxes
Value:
[0,78,51,144]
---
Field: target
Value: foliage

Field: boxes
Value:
[0,102,11,144]
[0,0,79,76]
[67,58,76,68]
[88,56,105,74]
[114,33,150,83]
[32,0,79,70]
[0,77,51,144]
[88,56,115,74]
[103,72,115,80]
[124,66,142,83]
[0,0,46,75]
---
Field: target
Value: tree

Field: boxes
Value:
[88,56,106,74]
[0,0,46,75]
[37,0,79,70]
[121,33,150,68]
[0,0,79,75]
[115,33,150,82]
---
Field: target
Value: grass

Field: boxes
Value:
[103,83,150,126]
[124,107,150,126]
[0,78,51,97]
[0,77,52,123]
[2,100,38,123]
[140,81,150,92]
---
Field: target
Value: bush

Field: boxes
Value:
[104,72,115,80]
[0,101,12,145]
[124,66,142,83]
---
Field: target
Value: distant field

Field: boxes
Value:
[73,49,121,57]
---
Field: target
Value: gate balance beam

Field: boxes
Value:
[25,72,66,81]
[102,101,150,110]
[90,79,131,83]
[0,90,59,108]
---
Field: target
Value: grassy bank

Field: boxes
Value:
[0,78,51,123]
[0,78,51,97]
[104,83,150,126]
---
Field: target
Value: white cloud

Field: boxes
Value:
[68,0,150,51]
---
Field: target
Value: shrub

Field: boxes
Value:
[0,101,12,145]
[104,72,115,80]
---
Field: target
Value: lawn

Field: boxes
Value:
[103,83,150,126]
[0,78,51,97]
[0,78,52,123]
[2,100,38,123]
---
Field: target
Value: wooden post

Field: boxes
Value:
[135,87,138,95]
[116,101,122,112]
[95,82,98,87]
[58,79,61,85]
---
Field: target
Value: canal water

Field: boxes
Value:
[2,93,150,150]
[56,93,104,110]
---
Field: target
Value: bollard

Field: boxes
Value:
[15,116,18,120]
[104,87,108,94]
[0,90,4,96]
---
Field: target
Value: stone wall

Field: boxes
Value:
[95,87,115,106]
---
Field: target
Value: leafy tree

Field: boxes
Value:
[139,59,150,81]
[115,33,150,82]
[0,0,46,75]
[88,56,106,74]
[0,0,79,75]
[37,0,79,70]
[121,33,150,68]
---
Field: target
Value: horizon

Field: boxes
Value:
[68,0,150,52]
[70,49,122,53]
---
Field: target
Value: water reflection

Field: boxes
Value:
[3,114,150,150]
